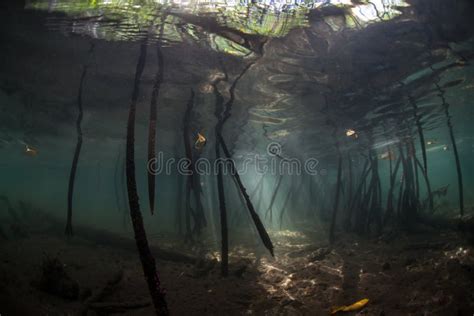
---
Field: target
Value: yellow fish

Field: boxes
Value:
[331,298,369,314]
[345,129,358,138]
[24,145,38,157]
[194,132,207,150]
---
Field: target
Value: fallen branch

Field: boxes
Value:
[37,205,197,264]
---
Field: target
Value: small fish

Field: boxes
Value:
[372,138,400,150]
[24,145,38,157]
[194,132,207,150]
[331,298,369,314]
[426,144,448,153]
[199,83,214,94]
[345,129,358,138]
[379,150,396,161]
[426,139,438,145]
[462,83,474,90]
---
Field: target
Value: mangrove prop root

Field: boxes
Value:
[415,157,434,212]
[191,171,206,234]
[388,145,394,185]
[396,172,405,219]
[356,151,378,234]
[114,147,123,214]
[229,175,248,226]
[215,134,229,276]
[398,141,418,224]
[184,178,193,242]
[266,174,283,222]
[182,90,206,238]
[66,44,94,237]
[383,156,401,227]
[359,151,379,235]
[255,177,265,212]
[183,91,195,241]
[174,131,185,235]
[219,137,274,256]
[250,175,264,200]
[126,39,168,315]
[437,83,464,217]
[347,153,353,209]
[411,141,420,201]
[279,176,303,230]
[279,186,293,230]
[175,173,184,235]
[121,153,128,228]
[410,95,428,173]
[329,153,343,244]
[345,159,371,230]
[213,59,257,275]
[213,64,229,276]
[147,22,166,216]
[308,176,316,217]
[365,150,382,235]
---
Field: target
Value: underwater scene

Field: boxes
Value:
[0,0,473,315]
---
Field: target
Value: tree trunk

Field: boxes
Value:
[125,39,168,315]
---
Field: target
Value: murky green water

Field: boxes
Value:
[0,0,473,268]
[1,0,474,314]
